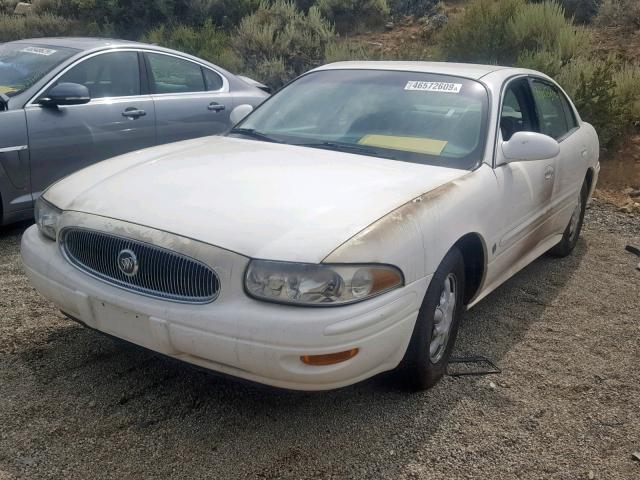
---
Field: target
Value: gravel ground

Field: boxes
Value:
[0,201,638,480]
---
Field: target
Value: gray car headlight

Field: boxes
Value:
[245,260,404,306]
[35,197,62,241]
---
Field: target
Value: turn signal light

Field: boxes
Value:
[300,348,359,366]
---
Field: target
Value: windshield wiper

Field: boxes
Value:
[228,127,281,143]
[296,141,398,160]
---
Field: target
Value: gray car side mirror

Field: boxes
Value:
[230,104,254,125]
[39,83,91,107]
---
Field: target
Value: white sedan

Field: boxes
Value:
[21,62,600,391]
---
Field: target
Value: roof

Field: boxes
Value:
[10,37,151,51]
[314,61,512,80]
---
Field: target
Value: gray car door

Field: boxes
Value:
[25,50,156,197]
[0,109,31,220]
[145,52,233,144]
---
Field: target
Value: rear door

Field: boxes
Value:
[144,52,233,144]
[25,50,156,196]
[529,78,585,227]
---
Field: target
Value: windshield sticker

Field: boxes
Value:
[405,81,462,93]
[359,134,448,156]
[20,46,57,56]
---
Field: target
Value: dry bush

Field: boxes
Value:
[234,0,335,88]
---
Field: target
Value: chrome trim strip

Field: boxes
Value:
[26,47,229,107]
[0,145,28,153]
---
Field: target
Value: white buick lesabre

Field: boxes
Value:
[21,62,599,391]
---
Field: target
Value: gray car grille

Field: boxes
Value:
[61,228,220,304]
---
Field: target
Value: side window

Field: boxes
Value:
[203,68,223,91]
[56,51,140,99]
[559,90,579,131]
[147,53,205,94]
[530,80,570,140]
[500,79,535,141]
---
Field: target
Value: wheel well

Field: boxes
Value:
[454,233,486,305]
[585,168,594,193]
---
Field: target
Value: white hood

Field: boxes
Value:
[45,136,467,262]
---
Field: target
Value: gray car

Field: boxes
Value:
[0,37,269,225]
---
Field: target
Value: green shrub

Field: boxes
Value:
[234,1,335,88]
[441,0,586,65]
[509,1,587,64]
[440,0,525,64]
[317,0,390,34]
[0,12,98,42]
[596,0,640,29]
[572,60,629,147]
[612,64,640,124]
[144,20,243,72]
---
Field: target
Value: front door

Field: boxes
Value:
[493,77,559,256]
[145,52,233,144]
[25,50,156,196]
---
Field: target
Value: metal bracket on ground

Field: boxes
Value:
[447,356,501,377]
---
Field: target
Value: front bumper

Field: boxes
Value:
[21,220,429,391]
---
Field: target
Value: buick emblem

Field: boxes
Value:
[117,249,139,277]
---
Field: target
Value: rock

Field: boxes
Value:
[489,381,497,389]
[588,471,595,480]
[385,22,394,30]
[620,205,633,214]
[13,2,32,15]
[630,189,640,198]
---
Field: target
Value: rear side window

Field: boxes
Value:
[203,68,223,91]
[530,79,571,140]
[56,51,140,99]
[147,53,205,94]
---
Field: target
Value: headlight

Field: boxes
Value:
[35,197,62,240]
[245,260,403,306]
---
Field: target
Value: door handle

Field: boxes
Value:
[544,165,554,180]
[208,102,226,112]
[122,108,146,119]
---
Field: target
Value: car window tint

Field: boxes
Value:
[500,79,535,141]
[531,80,570,140]
[147,53,205,94]
[57,51,140,99]
[203,68,223,91]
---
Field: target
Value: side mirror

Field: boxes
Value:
[230,104,254,125]
[39,83,90,107]
[501,131,560,163]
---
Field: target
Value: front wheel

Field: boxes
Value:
[400,247,465,390]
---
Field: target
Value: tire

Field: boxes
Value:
[400,247,466,390]
[550,179,588,257]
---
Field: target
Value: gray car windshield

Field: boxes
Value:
[232,69,489,169]
[0,43,78,97]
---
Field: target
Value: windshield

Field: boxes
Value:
[0,43,78,97]
[232,69,489,169]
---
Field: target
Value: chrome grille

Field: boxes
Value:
[61,228,220,304]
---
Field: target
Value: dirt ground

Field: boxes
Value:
[0,199,638,480]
